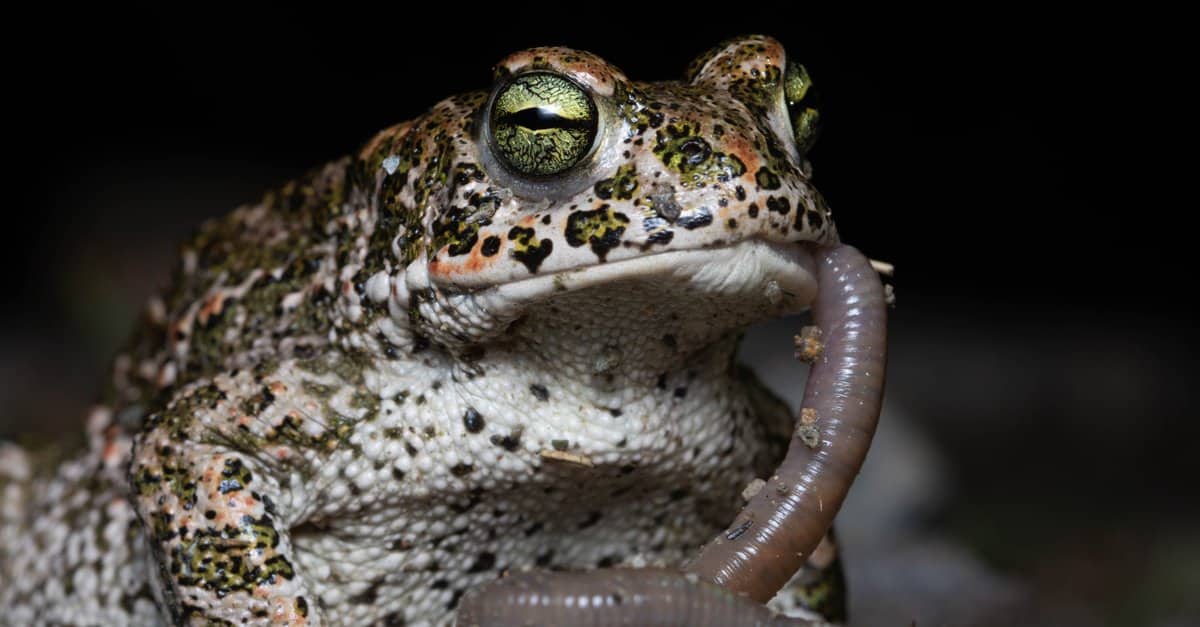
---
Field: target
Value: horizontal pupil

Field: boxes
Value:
[503,106,590,131]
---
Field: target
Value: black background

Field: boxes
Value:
[3,9,1194,625]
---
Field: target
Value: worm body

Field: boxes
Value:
[455,569,804,627]
[685,244,888,601]
[459,244,888,624]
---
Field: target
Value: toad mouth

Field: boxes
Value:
[459,238,820,316]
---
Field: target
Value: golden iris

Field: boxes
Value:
[489,73,598,176]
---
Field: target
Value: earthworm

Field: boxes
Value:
[684,243,888,602]
[458,244,888,624]
[455,568,806,626]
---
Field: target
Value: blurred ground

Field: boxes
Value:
[3,11,1195,627]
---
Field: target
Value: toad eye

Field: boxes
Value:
[488,72,599,177]
[784,62,820,156]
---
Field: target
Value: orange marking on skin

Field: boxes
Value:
[519,215,536,227]
[462,238,500,273]
[269,381,287,395]
[428,248,468,277]
[723,134,760,175]
[102,441,120,462]
[197,293,228,326]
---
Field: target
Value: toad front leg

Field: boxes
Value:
[132,378,324,625]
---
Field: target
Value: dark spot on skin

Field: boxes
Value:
[453,163,486,187]
[578,511,602,529]
[351,580,382,605]
[536,551,554,567]
[468,552,496,573]
[661,334,677,348]
[735,185,746,201]
[529,384,549,401]
[674,386,688,398]
[669,488,690,501]
[431,579,449,590]
[656,373,667,390]
[756,167,782,190]
[450,490,483,514]
[480,236,501,257]
[594,164,639,201]
[676,207,712,230]
[727,218,738,229]
[609,408,623,417]
[525,522,544,537]
[450,463,474,477]
[542,214,552,225]
[460,345,486,362]
[766,196,791,215]
[551,439,569,451]
[748,203,759,218]
[490,432,522,452]
[564,206,630,261]
[463,407,485,433]
[392,468,405,481]
[645,229,674,246]
[802,208,825,231]
[597,555,620,568]
[447,589,464,610]
[218,458,251,494]
[389,538,413,551]
[434,208,481,258]
[507,226,553,273]
[204,510,216,520]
